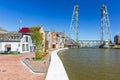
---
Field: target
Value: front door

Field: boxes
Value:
[5,44,11,53]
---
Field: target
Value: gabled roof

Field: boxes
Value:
[45,31,50,36]
[0,33,22,42]
[19,27,42,33]
[18,27,30,33]
[57,32,65,38]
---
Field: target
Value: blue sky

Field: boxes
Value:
[0,0,120,40]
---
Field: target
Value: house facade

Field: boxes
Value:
[114,35,120,45]
[56,32,66,48]
[46,31,52,49]
[46,31,66,50]
[46,31,58,49]
[19,27,45,51]
[0,33,34,53]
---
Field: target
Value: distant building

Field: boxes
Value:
[45,31,66,50]
[0,29,8,34]
[46,31,57,49]
[65,37,77,48]
[0,33,34,53]
[45,31,52,49]
[56,32,66,48]
[114,35,120,45]
[51,31,57,48]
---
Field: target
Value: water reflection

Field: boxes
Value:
[59,49,120,80]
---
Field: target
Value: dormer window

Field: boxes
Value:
[11,36,13,39]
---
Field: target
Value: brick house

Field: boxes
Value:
[45,31,66,49]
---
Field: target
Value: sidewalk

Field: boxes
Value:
[45,48,69,80]
[0,53,45,80]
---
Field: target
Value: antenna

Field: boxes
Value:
[19,18,23,30]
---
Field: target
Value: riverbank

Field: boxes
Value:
[45,48,69,80]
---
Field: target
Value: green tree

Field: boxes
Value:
[45,37,49,52]
[30,26,43,59]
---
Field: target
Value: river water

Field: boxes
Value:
[58,48,120,80]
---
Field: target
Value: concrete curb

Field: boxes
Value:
[20,60,45,74]
[21,59,46,73]
[45,48,69,80]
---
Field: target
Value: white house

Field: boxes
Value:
[19,27,45,51]
[46,31,52,49]
[0,33,34,53]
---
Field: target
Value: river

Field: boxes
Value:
[58,48,120,80]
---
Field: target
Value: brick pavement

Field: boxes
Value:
[0,53,45,80]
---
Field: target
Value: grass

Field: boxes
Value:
[32,57,44,61]
[0,51,20,55]
[112,45,120,49]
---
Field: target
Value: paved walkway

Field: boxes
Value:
[0,53,45,80]
[45,48,69,80]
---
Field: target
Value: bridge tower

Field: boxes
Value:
[69,5,79,43]
[101,4,111,42]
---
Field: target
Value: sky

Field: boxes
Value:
[0,0,120,40]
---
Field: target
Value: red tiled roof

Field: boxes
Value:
[19,28,30,33]
[19,27,42,33]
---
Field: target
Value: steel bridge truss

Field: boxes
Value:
[101,4,111,42]
[69,5,79,43]
[78,40,102,47]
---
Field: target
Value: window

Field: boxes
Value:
[29,37,32,42]
[26,44,29,51]
[11,36,13,39]
[16,36,19,39]
[26,36,28,42]
[14,36,16,39]
[22,44,25,51]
